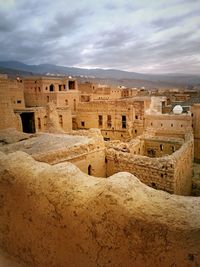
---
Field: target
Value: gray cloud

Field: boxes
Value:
[0,0,199,74]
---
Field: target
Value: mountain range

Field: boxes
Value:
[0,60,200,85]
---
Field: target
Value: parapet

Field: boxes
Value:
[0,151,200,267]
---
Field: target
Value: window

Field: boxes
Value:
[47,96,50,102]
[49,84,54,91]
[98,115,103,127]
[122,115,126,129]
[65,99,68,105]
[161,123,163,127]
[17,100,21,104]
[135,115,138,119]
[59,85,62,91]
[38,87,41,92]
[46,86,48,90]
[69,81,75,90]
[151,122,153,126]
[73,99,76,111]
[63,84,66,90]
[160,144,163,151]
[107,115,112,128]
[171,124,173,127]
[59,115,63,127]
[172,146,175,152]
[88,165,92,175]
[81,121,85,127]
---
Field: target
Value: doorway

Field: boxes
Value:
[20,112,36,133]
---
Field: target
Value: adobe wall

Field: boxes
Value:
[144,113,192,137]
[143,137,183,157]
[173,134,193,195]
[24,77,79,113]
[0,151,200,267]
[106,134,193,195]
[0,79,22,131]
[33,130,106,177]
[76,100,134,141]
[191,104,200,162]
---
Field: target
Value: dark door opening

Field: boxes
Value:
[20,112,36,133]
[88,165,92,175]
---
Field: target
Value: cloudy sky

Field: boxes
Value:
[0,0,200,74]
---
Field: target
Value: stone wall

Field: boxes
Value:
[106,134,193,195]
[0,151,200,267]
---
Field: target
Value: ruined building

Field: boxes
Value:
[0,74,199,266]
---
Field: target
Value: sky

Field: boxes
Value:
[0,0,200,74]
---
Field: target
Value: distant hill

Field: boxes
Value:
[0,60,200,85]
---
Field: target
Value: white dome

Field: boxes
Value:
[173,105,183,114]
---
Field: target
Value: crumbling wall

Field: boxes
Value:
[106,149,175,193]
[106,134,193,195]
[0,151,200,267]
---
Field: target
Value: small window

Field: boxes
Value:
[172,146,175,152]
[63,85,66,90]
[171,124,173,127]
[98,115,103,127]
[81,121,85,127]
[17,100,21,104]
[47,96,50,102]
[160,144,163,151]
[88,165,92,175]
[38,87,41,92]
[69,81,75,90]
[49,84,54,91]
[46,86,48,90]
[122,115,126,129]
[135,129,137,134]
[161,123,163,127]
[135,115,138,119]
[161,173,164,178]
[59,115,63,127]
[151,122,153,126]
